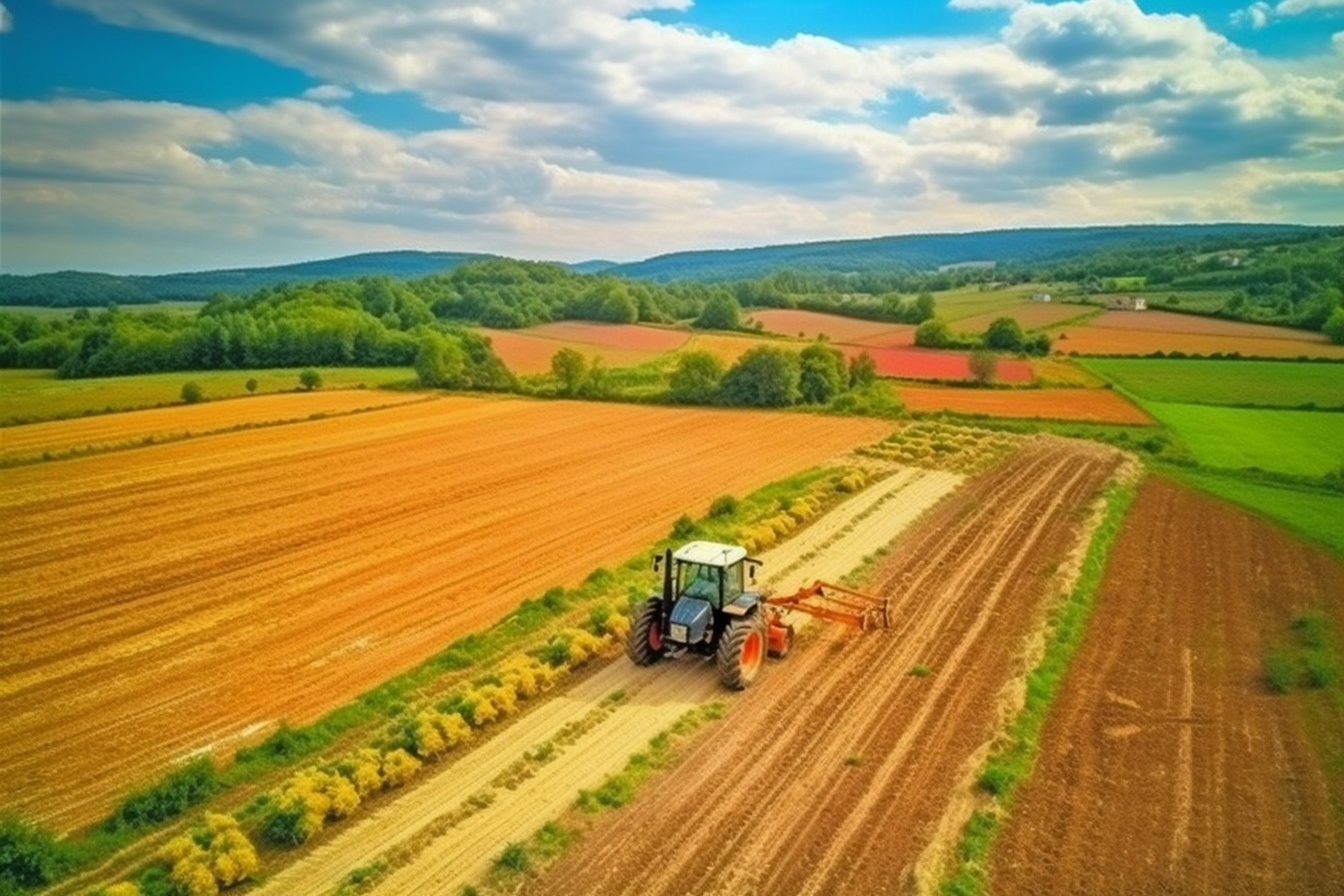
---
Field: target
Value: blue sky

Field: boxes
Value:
[2,0,1343,274]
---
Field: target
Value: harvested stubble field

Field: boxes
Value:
[992,476,1344,895]
[0,395,893,830]
[481,325,684,374]
[951,300,1097,334]
[0,389,429,465]
[748,308,915,346]
[895,383,1153,424]
[1054,310,1344,359]
[522,437,1123,896]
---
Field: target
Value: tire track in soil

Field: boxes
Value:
[245,466,964,896]
[990,476,1344,896]
[523,436,1121,896]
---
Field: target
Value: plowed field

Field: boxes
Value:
[523,437,1122,896]
[991,476,1344,896]
[248,466,966,896]
[0,396,892,830]
[897,384,1153,424]
[1054,310,1344,359]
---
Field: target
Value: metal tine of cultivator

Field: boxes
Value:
[765,580,890,631]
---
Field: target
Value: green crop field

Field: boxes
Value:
[0,301,205,319]
[1173,471,1344,557]
[1143,401,1344,477]
[1085,358,1344,408]
[0,367,415,425]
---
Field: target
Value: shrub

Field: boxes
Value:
[299,368,322,390]
[0,815,75,889]
[1302,650,1338,689]
[708,494,739,518]
[380,749,421,788]
[244,378,258,394]
[337,750,385,798]
[668,350,725,404]
[671,514,698,540]
[493,842,530,873]
[180,381,204,404]
[1263,648,1296,693]
[104,758,218,833]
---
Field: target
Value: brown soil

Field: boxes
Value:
[522,436,1121,896]
[248,466,965,896]
[990,475,1344,896]
[0,395,892,831]
[896,384,1153,424]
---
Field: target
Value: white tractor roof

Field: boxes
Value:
[673,540,747,567]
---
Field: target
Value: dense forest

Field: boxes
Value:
[2,228,1342,379]
[0,259,940,379]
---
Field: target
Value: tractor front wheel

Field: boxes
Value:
[717,615,766,690]
[626,598,665,666]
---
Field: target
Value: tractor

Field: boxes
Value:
[626,540,888,689]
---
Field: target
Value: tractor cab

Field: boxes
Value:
[665,540,756,609]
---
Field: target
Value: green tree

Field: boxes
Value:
[1324,307,1344,345]
[913,292,936,323]
[245,377,258,394]
[798,341,846,404]
[299,368,323,390]
[415,333,467,387]
[968,349,998,385]
[551,347,588,396]
[983,317,1025,351]
[181,381,204,404]
[914,318,952,349]
[848,351,878,388]
[695,293,741,331]
[719,346,800,407]
[668,350,725,404]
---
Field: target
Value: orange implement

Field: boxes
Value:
[764,580,890,631]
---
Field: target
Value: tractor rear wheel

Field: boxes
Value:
[717,615,766,689]
[626,598,665,666]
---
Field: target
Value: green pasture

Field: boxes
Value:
[1172,470,1344,557]
[1085,358,1344,409]
[932,283,1054,322]
[1143,401,1344,477]
[0,367,415,425]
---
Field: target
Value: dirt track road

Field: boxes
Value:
[250,466,965,896]
[991,476,1344,895]
[525,437,1121,896]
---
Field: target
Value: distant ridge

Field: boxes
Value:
[1,223,1331,306]
[603,223,1322,281]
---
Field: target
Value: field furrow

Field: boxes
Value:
[0,396,893,829]
[521,436,1121,896]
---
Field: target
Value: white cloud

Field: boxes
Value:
[5,0,1344,272]
[1232,2,1272,28]
[1277,0,1344,15]
[0,3,12,33]
[303,83,352,101]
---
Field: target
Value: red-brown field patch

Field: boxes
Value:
[952,301,1097,334]
[842,345,1035,383]
[896,384,1153,424]
[0,396,892,830]
[1053,310,1344,359]
[991,476,1344,895]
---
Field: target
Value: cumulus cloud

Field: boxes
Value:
[1277,0,1344,15]
[303,83,352,102]
[1,3,12,33]
[5,0,1344,271]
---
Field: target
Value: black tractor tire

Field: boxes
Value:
[767,623,795,659]
[626,598,666,666]
[717,614,767,690]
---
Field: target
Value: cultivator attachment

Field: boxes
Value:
[765,581,890,632]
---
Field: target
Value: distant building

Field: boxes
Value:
[1106,295,1147,311]
[1031,292,1052,302]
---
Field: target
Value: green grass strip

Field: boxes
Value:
[939,472,1140,896]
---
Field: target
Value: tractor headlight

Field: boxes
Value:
[669,623,688,642]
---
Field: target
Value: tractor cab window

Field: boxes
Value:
[679,563,721,603]
[722,562,744,600]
